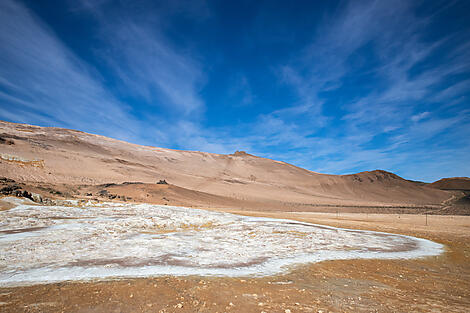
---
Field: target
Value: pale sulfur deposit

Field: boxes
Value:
[0,198,443,286]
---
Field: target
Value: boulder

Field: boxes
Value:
[31,193,43,203]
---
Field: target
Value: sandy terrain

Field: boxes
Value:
[0,121,469,312]
[0,121,462,211]
[0,209,468,313]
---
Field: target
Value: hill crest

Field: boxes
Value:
[0,121,455,211]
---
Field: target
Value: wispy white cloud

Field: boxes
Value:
[0,0,208,146]
[411,111,430,122]
[433,79,470,103]
[228,0,470,181]
[74,0,208,116]
[0,0,139,141]
[0,0,468,182]
[99,22,205,115]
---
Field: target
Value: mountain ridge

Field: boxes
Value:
[0,120,461,212]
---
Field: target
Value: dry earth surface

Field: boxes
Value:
[0,209,468,313]
[0,121,469,312]
[2,120,469,213]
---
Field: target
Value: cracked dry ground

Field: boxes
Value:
[0,212,469,313]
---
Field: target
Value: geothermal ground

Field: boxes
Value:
[0,198,442,286]
[0,200,469,312]
[0,123,469,312]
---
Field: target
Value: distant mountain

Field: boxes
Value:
[429,177,470,191]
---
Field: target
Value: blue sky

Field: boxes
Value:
[0,0,469,182]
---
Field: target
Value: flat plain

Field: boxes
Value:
[0,209,468,313]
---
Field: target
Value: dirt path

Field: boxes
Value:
[0,211,469,312]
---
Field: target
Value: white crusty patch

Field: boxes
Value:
[0,200,443,286]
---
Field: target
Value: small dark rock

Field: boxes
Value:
[0,177,15,183]
[0,136,14,145]
[0,184,21,195]
[20,190,33,200]
[156,180,168,185]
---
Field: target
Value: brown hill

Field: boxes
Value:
[0,121,453,211]
[429,177,470,191]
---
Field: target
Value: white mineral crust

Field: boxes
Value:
[0,198,443,286]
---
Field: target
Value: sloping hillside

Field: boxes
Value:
[0,121,452,208]
[429,177,470,191]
